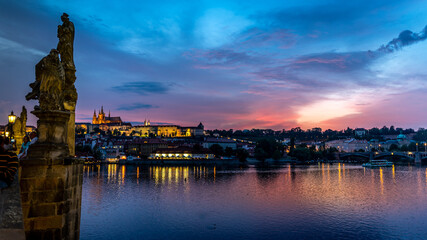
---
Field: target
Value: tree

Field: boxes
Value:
[209,144,224,158]
[292,148,311,162]
[408,142,417,151]
[254,148,268,161]
[255,138,282,161]
[113,129,120,136]
[389,144,399,152]
[400,145,409,152]
[289,137,295,154]
[224,147,234,157]
[93,147,103,160]
[272,150,282,160]
[236,148,249,162]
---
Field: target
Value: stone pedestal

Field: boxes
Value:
[19,158,83,240]
[32,110,70,145]
[19,110,83,240]
[25,110,71,163]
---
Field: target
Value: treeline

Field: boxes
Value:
[207,126,417,142]
[252,138,339,162]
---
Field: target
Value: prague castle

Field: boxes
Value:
[132,122,204,137]
[92,106,123,124]
[77,106,204,137]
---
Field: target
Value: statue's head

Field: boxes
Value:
[49,49,58,56]
[61,13,69,22]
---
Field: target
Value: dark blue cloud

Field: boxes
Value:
[117,103,159,111]
[112,81,171,95]
[378,26,427,52]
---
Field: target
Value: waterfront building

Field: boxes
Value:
[325,138,369,152]
[126,138,168,158]
[148,147,214,160]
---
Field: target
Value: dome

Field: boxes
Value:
[397,133,406,140]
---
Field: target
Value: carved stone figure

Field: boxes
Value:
[12,106,27,154]
[57,13,75,72]
[26,49,65,111]
[57,13,78,156]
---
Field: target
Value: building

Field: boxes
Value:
[325,138,369,152]
[78,107,205,137]
[92,106,123,125]
[126,138,168,158]
[148,147,214,160]
[203,137,237,150]
[132,122,204,138]
[75,123,94,134]
[354,128,367,137]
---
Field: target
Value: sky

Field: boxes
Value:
[1,0,427,130]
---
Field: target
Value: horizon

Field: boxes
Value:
[2,1,427,130]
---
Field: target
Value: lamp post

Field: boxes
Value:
[8,111,16,143]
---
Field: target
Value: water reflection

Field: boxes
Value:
[81,164,427,240]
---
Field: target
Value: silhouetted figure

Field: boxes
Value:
[0,136,19,188]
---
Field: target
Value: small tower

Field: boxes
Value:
[92,110,97,124]
[99,106,105,123]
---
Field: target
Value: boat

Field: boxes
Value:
[362,160,393,168]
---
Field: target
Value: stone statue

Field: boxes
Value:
[25,13,77,157]
[26,49,65,111]
[57,13,75,72]
[58,13,78,156]
[12,106,27,154]
[58,12,77,110]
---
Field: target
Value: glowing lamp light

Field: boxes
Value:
[5,132,9,137]
[8,111,16,124]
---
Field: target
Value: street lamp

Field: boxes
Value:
[7,111,16,146]
[8,111,16,125]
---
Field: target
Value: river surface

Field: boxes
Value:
[80,163,427,240]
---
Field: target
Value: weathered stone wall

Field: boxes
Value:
[20,158,83,240]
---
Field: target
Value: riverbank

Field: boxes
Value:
[83,157,422,166]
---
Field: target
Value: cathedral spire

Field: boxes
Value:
[101,106,104,114]
[108,110,110,118]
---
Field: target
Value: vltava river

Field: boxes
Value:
[80,163,427,240]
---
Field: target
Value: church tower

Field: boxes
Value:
[99,106,105,123]
[92,110,97,124]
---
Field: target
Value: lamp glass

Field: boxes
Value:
[8,111,16,124]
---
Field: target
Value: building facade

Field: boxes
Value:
[92,106,123,125]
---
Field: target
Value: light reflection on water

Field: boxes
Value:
[81,164,427,240]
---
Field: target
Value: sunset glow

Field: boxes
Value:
[1,1,427,130]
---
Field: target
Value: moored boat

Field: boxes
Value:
[362,160,393,168]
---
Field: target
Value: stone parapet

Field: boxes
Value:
[20,158,83,240]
